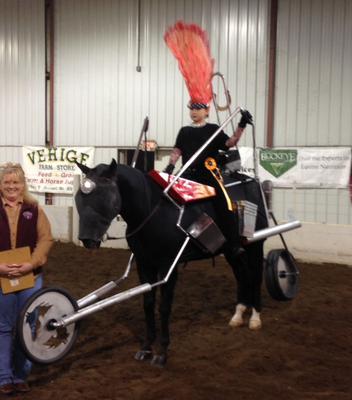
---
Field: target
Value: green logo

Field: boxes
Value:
[260,149,297,177]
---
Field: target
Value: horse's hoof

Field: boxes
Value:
[229,304,246,327]
[150,354,167,368]
[229,316,244,327]
[134,349,153,361]
[249,316,262,330]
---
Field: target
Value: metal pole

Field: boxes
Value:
[51,237,191,328]
[77,253,135,308]
[153,236,191,285]
[251,124,259,179]
[131,116,149,168]
[72,174,80,246]
[53,283,152,327]
[246,220,301,243]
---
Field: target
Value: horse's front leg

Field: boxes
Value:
[134,262,157,362]
[135,288,157,361]
[151,268,178,367]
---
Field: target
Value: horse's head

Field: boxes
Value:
[75,159,121,249]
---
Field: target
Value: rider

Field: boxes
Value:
[164,21,264,329]
[164,102,253,257]
[163,21,253,257]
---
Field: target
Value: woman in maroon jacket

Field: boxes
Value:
[0,163,53,395]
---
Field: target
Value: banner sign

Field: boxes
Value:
[239,147,351,188]
[22,146,95,194]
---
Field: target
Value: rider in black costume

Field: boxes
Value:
[164,103,253,258]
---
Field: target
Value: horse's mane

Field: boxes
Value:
[116,165,156,214]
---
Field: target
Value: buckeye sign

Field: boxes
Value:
[239,147,351,188]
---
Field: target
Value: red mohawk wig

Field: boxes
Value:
[164,21,214,107]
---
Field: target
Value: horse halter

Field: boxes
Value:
[80,177,96,194]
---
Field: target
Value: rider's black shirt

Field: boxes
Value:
[174,123,229,175]
[174,123,239,247]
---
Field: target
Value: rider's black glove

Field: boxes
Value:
[238,109,253,128]
[164,164,175,175]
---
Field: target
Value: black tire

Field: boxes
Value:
[17,287,79,364]
[265,249,299,301]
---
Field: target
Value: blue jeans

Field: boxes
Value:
[0,275,43,386]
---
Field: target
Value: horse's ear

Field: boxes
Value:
[108,159,118,177]
[76,161,91,175]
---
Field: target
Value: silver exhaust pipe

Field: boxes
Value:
[246,220,301,243]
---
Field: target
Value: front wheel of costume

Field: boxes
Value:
[17,287,79,364]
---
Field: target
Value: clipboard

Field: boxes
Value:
[0,247,35,294]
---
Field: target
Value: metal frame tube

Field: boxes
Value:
[251,124,259,179]
[131,116,149,168]
[246,220,301,243]
[77,281,119,309]
[52,238,190,328]
[53,283,152,328]
[257,176,272,224]
[224,178,255,188]
[153,236,191,285]
[77,253,135,308]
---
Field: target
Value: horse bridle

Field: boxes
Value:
[80,176,162,242]
[103,200,163,242]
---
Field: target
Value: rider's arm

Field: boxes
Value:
[169,147,182,165]
[226,109,253,148]
[226,126,245,148]
[164,148,182,174]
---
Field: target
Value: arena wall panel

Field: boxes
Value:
[273,0,352,227]
[275,0,352,146]
[53,0,269,148]
[0,0,45,146]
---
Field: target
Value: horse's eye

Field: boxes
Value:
[81,178,96,194]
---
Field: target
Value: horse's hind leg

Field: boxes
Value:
[226,240,264,328]
[246,241,264,312]
[151,268,178,367]
[246,241,264,330]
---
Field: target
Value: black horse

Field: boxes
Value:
[75,159,268,366]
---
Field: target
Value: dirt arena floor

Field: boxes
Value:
[18,242,352,400]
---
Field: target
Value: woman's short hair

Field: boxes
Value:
[0,162,37,205]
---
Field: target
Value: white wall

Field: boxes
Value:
[273,0,352,224]
[275,0,352,146]
[54,0,270,147]
[265,222,352,266]
[0,0,45,146]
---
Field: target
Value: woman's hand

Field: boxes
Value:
[5,262,34,278]
[0,263,14,278]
